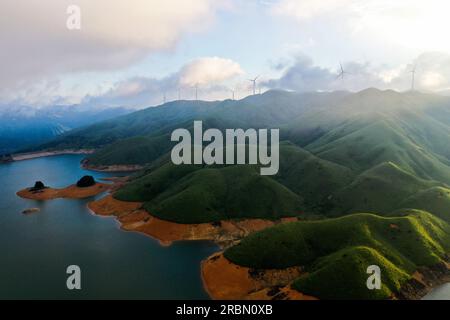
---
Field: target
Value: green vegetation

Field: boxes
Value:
[114,143,355,223]
[332,162,441,214]
[400,187,450,222]
[31,89,450,299]
[116,163,302,223]
[225,211,450,299]
[87,135,173,166]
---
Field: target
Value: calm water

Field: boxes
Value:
[0,155,218,299]
[423,284,450,300]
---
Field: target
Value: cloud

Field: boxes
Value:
[83,57,244,108]
[0,0,226,92]
[179,57,244,86]
[272,0,450,53]
[412,52,450,92]
[264,54,385,92]
[264,52,450,93]
[272,0,353,21]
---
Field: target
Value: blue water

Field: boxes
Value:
[0,155,218,299]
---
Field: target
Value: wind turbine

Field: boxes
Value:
[410,65,417,91]
[337,63,350,81]
[229,87,236,100]
[248,76,260,95]
[194,84,198,100]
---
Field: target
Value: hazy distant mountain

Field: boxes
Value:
[0,104,131,154]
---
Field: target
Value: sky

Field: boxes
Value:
[2,0,450,109]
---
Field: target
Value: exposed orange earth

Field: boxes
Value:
[17,183,110,200]
[201,253,317,300]
[87,194,299,247]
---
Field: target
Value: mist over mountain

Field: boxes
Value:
[0,104,130,154]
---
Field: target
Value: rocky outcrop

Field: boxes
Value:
[76,176,96,188]
[30,181,46,192]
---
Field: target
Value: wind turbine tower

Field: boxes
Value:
[229,88,235,100]
[410,65,417,91]
[248,76,260,95]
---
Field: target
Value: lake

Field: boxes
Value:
[0,155,218,299]
[423,283,450,300]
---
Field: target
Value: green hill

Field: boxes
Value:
[115,163,303,223]
[224,211,450,299]
[113,143,357,222]
[274,142,354,212]
[85,135,172,166]
[400,187,450,222]
[66,89,450,226]
[332,162,441,215]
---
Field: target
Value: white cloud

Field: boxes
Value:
[272,0,353,20]
[0,0,226,92]
[82,57,245,108]
[265,51,450,94]
[272,0,450,53]
[179,57,244,86]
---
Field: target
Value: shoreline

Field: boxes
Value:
[16,175,450,300]
[201,252,317,300]
[397,259,450,300]
[87,194,299,248]
[11,149,95,162]
[200,253,450,301]
[82,163,144,173]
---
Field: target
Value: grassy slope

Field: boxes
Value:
[114,143,358,223]
[225,211,450,299]
[86,135,172,166]
[115,163,303,223]
[400,187,450,222]
[332,162,441,215]
[274,142,355,212]
[33,100,221,150]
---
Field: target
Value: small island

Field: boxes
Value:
[22,208,40,215]
[17,176,110,200]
